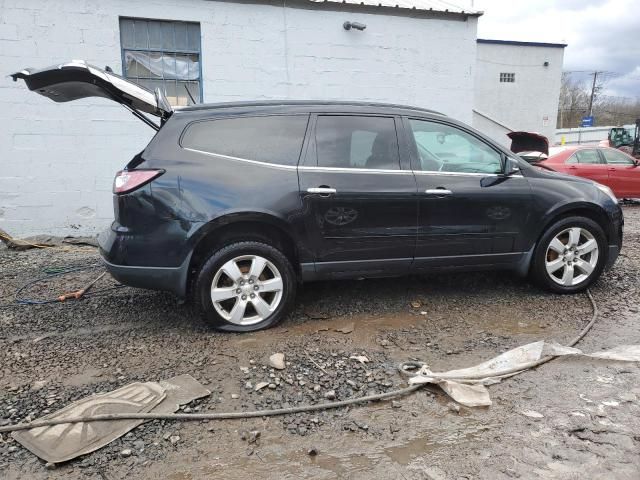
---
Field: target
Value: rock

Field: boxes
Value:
[245,382,253,390]
[248,430,261,444]
[349,355,369,364]
[120,449,132,458]
[308,447,319,456]
[268,383,277,389]
[391,400,402,409]
[231,394,240,399]
[169,435,181,445]
[269,353,286,370]
[448,403,461,414]
[335,323,354,334]
[619,392,637,403]
[521,409,544,419]
[324,390,336,400]
[45,462,56,470]
[410,301,422,308]
[255,382,269,391]
[31,380,47,391]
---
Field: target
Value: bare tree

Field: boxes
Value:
[557,72,640,128]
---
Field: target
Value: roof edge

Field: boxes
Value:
[477,38,567,48]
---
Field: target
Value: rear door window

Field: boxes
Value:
[315,116,400,170]
[181,115,309,166]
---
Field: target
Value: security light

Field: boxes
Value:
[343,21,366,31]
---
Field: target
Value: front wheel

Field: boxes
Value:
[193,241,297,332]
[530,216,607,293]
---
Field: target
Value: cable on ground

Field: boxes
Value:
[0,290,600,434]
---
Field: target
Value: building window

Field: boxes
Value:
[500,72,515,83]
[119,18,201,106]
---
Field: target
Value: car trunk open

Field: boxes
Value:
[10,60,172,130]
[508,131,550,156]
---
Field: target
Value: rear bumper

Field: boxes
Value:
[98,227,191,298]
[101,257,191,297]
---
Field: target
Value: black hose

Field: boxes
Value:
[0,290,601,434]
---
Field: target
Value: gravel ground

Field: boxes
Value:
[1,206,639,479]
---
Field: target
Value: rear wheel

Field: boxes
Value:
[194,241,297,332]
[531,216,607,293]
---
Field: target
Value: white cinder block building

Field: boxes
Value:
[0,1,564,238]
[1,0,481,237]
[473,39,566,147]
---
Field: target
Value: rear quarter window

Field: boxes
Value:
[181,115,309,166]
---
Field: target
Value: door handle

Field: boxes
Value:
[425,189,452,196]
[307,187,337,195]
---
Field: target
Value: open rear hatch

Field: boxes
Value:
[508,131,549,156]
[10,60,172,130]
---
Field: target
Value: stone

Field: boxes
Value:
[120,449,132,458]
[520,409,544,419]
[269,353,286,370]
[324,390,336,400]
[255,382,269,391]
[169,435,181,445]
[231,394,240,399]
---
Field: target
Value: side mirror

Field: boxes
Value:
[504,156,521,176]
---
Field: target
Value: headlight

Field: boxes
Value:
[595,183,617,203]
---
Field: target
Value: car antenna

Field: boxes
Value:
[184,85,197,105]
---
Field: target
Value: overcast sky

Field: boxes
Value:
[472,0,640,99]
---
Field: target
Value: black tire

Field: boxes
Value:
[530,216,607,293]
[193,241,297,332]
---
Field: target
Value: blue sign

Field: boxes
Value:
[581,116,594,127]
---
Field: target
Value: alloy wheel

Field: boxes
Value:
[545,227,599,287]
[210,255,284,325]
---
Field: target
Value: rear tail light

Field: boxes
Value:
[113,169,164,194]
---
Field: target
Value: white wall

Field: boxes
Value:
[0,0,478,237]
[472,42,564,147]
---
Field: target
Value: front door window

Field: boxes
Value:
[408,119,503,174]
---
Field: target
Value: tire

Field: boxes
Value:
[530,216,607,294]
[193,241,297,332]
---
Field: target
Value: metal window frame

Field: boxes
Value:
[118,16,203,104]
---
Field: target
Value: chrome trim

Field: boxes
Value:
[182,147,299,171]
[298,165,412,175]
[413,170,499,177]
[425,189,452,195]
[307,187,337,194]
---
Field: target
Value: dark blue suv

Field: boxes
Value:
[13,62,623,331]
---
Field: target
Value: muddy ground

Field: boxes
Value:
[1,206,640,480]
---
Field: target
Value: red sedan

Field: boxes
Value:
[536,146,640,198]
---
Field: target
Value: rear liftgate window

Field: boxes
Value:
[181,115,309,166]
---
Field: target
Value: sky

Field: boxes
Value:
[471,0,640,99]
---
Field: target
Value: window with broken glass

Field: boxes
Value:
[120,18,202,107]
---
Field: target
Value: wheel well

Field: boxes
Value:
[188,221,299,290]
[543,208,611,242]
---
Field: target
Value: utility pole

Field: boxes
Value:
[588,71,600,117]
